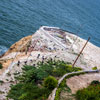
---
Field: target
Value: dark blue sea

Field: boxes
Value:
[0,0,100,55]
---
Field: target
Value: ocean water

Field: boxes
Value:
[0,0,100,55]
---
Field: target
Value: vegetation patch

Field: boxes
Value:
[0,63,3,69]
[44,76,58,90]
[55,79,71,100]
[0,90,4,94]
[0,80,4,85]
[92,66,97,70]
[7,59,82,100]
[76,80,100,100]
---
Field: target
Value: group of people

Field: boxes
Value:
[17,53,58,67]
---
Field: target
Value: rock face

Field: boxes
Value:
[0,26,100,71]
[0,35,32,75]
[0,26,100,100]
[1,35,32,57]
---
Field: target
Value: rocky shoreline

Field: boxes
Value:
[0,26,100,72]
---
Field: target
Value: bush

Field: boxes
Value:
[0,63,3,69]
[92,66,97,70]
[7,83,50,100]
[0,80,4,85]
[7,83,23,100]
[44,76,58,90]
[55,88,61,100]
[18,83,50,100]
[52,64,82,77]
[91,80,100,85]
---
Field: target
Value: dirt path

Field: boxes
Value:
[66,73,100,94]
[48,70,99,100]
[60,73,100,100]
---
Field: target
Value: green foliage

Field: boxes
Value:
[52,64,82,77]
[0,80,4,85]
[55,79,71,100]
[7,83,23,100]
[18,83,50,100]
[55,79,67,100]
[7,83,50,100]
[44,76,58,90]
[7,72,11,76]
[17,65,49,83]
[55,88,61,100]
[76,81,100,100]
[91,80,100,85]
[0,63,3,69]
[59,79,68,91]
[92,66,97,70]
[7,59,82,100]
[66,72,85,79]
[73,67,82,71]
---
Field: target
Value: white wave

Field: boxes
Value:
[0,45,8,56]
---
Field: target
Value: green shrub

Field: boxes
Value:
[18,83,50,100]
[92,66,97,70]
[73,67,82,71]
[55,88,61,100]
[52,64,82,77]
[7,83,23,100]
[7,83,50,100]
[44,76,58,90]
[55,80,66,100]
[0,80,4,85]
[0,63,3,69]
[91,80,100,85]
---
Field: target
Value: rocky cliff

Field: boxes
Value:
[0,26,100,73]
[0,26,100,100]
